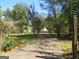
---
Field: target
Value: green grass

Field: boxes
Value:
[59,40,72,54]
[59,40,79,54]
[12,34,33,48]
[59,40,79,59]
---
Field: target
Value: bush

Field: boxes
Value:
[2,35,14,52]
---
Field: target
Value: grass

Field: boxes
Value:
[59,39,79,59]
[59,40,72,54]
[11,34,34,48]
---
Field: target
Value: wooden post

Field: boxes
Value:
[72,14,78,59]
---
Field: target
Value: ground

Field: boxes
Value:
[1,38,64,59]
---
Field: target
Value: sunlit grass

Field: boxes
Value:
[59,40,79,54]
[59,40,72,54]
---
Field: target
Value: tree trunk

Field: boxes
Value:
[37,29,40,35]
[69,17,73,40]
[0,31,4,51]
[72,14,78,59]
[57,31,60,38]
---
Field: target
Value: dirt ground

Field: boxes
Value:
[0,38,64,59]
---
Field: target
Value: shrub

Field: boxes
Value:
[2,35,14,52]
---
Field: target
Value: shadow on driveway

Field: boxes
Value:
[0,56,9,59]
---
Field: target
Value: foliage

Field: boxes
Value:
[32,16,43,34]
[44,16,53,34]
[0,1,79,58]
[5,3,29,32]
[2,35,14,52]
[4,8,13,20]
[0,7,3,19]
[1,33,34,52]
[28,5,44,34]
[11,3,28,21]
[0,20,6,33]
[40,0,63,37]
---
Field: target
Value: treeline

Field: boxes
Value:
[0,0,79,38]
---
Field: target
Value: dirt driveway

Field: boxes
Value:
[1,38,64,59]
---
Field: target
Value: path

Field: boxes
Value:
[3,38,64,59]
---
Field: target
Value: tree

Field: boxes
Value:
[44,15,53,34]
[0,7,3,19]
[4,8,13,20]
[10,3,29,32]
[0,7,4,50]
[41,0,79,58]
[29,5,43,34]
[0,21,6,51]
[61,0,79,58]
[56,0,79,58]
[53,13,68,37]
[40,0,62,37]
[32,16,42,34]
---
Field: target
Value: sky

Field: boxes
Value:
[0,0,48,14]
